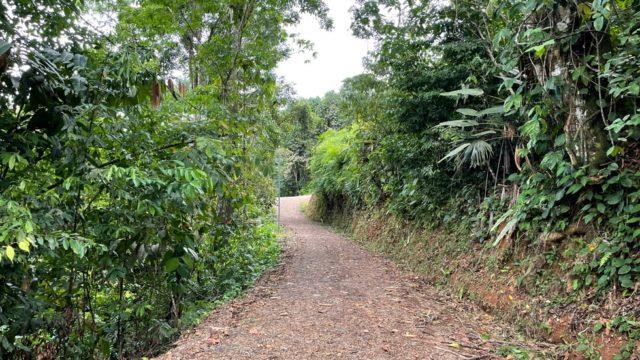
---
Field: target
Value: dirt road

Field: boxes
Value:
[158,196,511,359]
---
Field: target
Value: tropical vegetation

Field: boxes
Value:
[304,0,640,354]
[2,0,640,357]
[0,0,329,357]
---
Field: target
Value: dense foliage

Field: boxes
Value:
[276,92,351,196]
[0,0,329,357]
[309,0,640,298]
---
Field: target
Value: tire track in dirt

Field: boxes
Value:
[157,195,513,359]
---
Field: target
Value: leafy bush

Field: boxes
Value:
[309,126,361,206]
[0,0,330,357]
[0,46,281,358]
[308,0,640,296]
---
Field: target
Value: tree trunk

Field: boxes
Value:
[530,6,608,167]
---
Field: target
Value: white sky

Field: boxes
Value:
[276,0,372,99]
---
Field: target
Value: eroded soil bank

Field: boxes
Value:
[308,197,640,359]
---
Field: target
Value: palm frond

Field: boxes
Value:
[438,143,470,163]
[463,140,493,168]
[472,130,498,138]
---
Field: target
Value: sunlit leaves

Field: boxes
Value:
[341,0,640,296]
[0,153,28,171]
[439,143,470,163]
[0,198,36,263]
[525,39,555,57]
[440,140,493,169]
[440,88,484,98]
[437,120,479,128]
[0,0,301,356]
[4,246,15,261]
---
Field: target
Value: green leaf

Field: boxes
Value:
[583,213,596,223]
[567,183,583,195]
[0,41,10,56]
[439,143,470,163]
[593,322,603,332]
[436,120,479,128]
[555,189,565,201]
[572,279,581,291]
[440,88,484,98]
[5,245,15,261]
[607,146,623,157]
[612,258,625,268]
[594,16,604,31]
[163,257,180,273]
[504,94,523,112]
[619,274,633,288]
[606,192,623,205]
[472,130,497,138]
[18,240,30,253]
[526,39,555,57]
[597,274,609,287]
[618,265,631,275]
[24,221,33,233]
[478,106,505,116]
[456,108,480,117]
[69,239,86,257]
